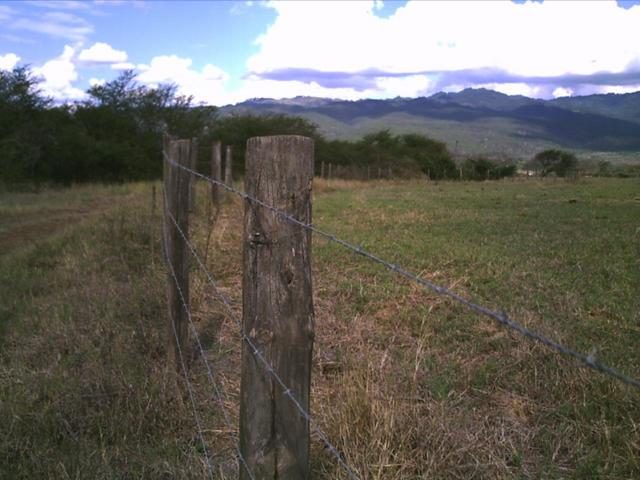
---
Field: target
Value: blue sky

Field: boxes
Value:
[1,0,640,105]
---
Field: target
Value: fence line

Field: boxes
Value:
[162,186,255,479]
[162,238,216,480]
[163,151,640,391]
[164,200,360,480]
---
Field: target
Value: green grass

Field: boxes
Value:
[310,177,640,479]
[1,177,639,479]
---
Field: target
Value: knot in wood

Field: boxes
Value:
[249,232,270,246]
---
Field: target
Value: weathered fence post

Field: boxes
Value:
[225,144,233,187]
[151,184,156,214]
[189,137,198,212]
[211,141,222,209]
[163,138,191,373]
[328,162,332,179]
[240,135,315,479]
[320,160,325,179]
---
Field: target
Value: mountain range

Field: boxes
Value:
[220,88,640,161]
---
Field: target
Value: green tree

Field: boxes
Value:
[533,149,578,177]
[0,66,53,184]
[77,70,215,181]
[208,114,319,175]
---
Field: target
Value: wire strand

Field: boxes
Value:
[164,152,640,391]
[163,194,360,480]
[163,216,256,479]
[161,235,216,480]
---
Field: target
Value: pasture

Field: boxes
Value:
[1,177,639,479]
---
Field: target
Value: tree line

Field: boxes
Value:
[1,67,587,187]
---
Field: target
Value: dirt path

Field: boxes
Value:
[0,196,135,257]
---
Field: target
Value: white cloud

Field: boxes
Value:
[242,0,640,99]
[136,54,229,104]
[596,84,640,95]
[10,11,93,41]
[33,45,85,101]
[111,62,136,70]
[0,53,20,71]
[552,87,573,98]
[78,42,127,63]
[89,77,106,87]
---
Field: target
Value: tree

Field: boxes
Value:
[208,114,319,175]
[0,66,53,184]
[533,149,578,177]
[76,70,216,181]
[400,134,456,179]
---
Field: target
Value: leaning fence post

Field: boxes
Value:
[240,135,315,479]
[163,138,191,373]
[211,141,222,209]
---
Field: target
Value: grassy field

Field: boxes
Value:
[1,177,639,479]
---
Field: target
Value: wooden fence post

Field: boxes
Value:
[211,141,222,209]
[163,138,191,373]
[328,162,332,179]
[189,137,198,212]
[224,145,234,204]
[225,144,233,187]
[240,135,315,479]
[320,160,325,179]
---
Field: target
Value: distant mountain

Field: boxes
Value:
[549,91,640,124]
[220,88,640,159]
[430,88,537,111]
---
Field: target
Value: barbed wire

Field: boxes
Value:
[162,206,256,480]
[161,236,216,480]
[164,151,640,391]
[163,198,361,480]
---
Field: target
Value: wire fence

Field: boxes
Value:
[164,192,360,480]
[161,145,640,478]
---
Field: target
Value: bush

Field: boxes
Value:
[462,157,516,181]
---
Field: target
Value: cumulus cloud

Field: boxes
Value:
[242,0,640,99]
[89,77,106,87]
[0,53,20,71]
[33,45,85,101]
[136,54,229,104]
[78,42,127,64]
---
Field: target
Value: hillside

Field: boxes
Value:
[220,89,640,161]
